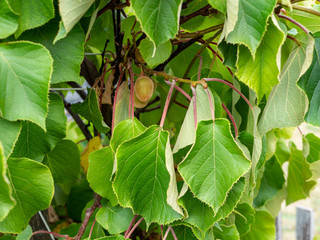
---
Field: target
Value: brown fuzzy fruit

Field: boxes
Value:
[134,94,148,108]
[134,76,154,103]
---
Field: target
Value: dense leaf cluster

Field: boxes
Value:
[1,0,320,239]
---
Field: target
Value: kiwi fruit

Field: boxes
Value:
[134,76,154,103]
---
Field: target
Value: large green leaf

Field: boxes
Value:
[258,43,310,135]
[20,21,84,84]
[178,119,250,211]
[59,0,95,34]
[173,86,214,154]
[0,1,18,39]
[87,146,117,203]
[131,0,181,48]
[242,210,275,240]
[0,41,53,130]
[298,32,320,126]
[253,156,285,207]
[110,118,146,152]
[288,9,320,34]
[113,126,183,227]
[0,118,21,159]
[72,88,110,133]
[96,205,134,234]
[46,140,80,184]
[0,157,54,233]
[225,0,277,56]
[236,20,286,101]
[208,0,226,13]
[0,144,15,221]
[11,93,67,162]
[286,149,316,205]
[7,0,54,37]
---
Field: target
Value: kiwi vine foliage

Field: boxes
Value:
[0,0,320,239]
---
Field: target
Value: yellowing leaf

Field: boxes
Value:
[81,137,103,173]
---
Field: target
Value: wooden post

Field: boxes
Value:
[296,206,314,240]
[276,212,282,240]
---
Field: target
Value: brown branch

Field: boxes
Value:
[180,5,218,25]
[292,4,320,17]
[74,194,101,240]
[67,82,87,100]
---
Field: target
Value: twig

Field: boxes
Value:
[277,14,309,34]
[32,231,69,239]
[180,5,218,25]
[174,100,189,109]
[178,23,224,38]
[292,4,320,17]
[88,219,96,239]
[125,217,144,239]
[163,227,170,240]
[124,215,138,238]
[67,82,87,100]
[61,95,93,141]
[169,227,178,240]
[74,194,101,240]
[96,0,117,18]
[154,37,202,71]
[165,81,191,101]
[287,35,301,46]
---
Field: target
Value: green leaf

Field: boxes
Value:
[46,140,80,184]
[139,39,172,68]
[96,205,134,234]
[0,1,18,39]
[0,144,15,222]
[225,0,277,56]
[113,126,183,227]
[110,118,147,152]
[131,0,181,48]
[178,187,215,237]
[72,88,110,133]
[212,177,245,222]
[59,0,95,34]
[286,149,316,205]
[11,93,67,162]
[7,0,54,37]
[87,146,117,203]
[288,10,320,34]
[212,224,240,240]
[234,203,255,236]
[166,225,197,240]
[305,133,320,163]
[258,43,310,135]
[16,225,32,240]
[298,32,320,126]
[173,86,215,154]
[0,41,53,130]
[178,119,250,211]
[253,156,285,207]
[114,82,130,127]
[242,210,275,240]
[0,157,54,233]
[236,20,286,101]
[275,139,291,165]
[19,21,85,84]
[0,118,21,159]
[218,39,237,69]
[208,0,226,13]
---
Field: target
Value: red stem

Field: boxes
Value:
[191,86,197,129]
[221,102,238,138]
[205,89,215,121]
[160,81,176,128]
[163,227,171,240]
[124,215,138,238]
[203,78,253,109]
[88,218,96,239]
[165,80,191,101]
[277,14,309,35]
[169,227,178,240]
[112,68,124,133]
[32,231,69,238]
[125,217,144,239]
